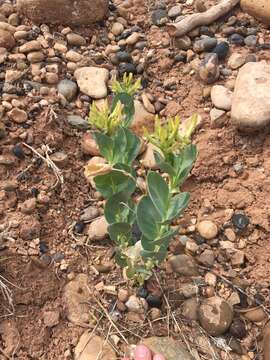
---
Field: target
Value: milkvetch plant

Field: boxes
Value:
[85,74,198,284]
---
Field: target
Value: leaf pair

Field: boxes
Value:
[155,144,198,191]
[93,127,140,167]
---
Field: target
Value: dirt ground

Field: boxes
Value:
[1,0,270,359]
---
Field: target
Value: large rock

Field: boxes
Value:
[0,29,15,49]
[142,337,192,360]
[241,0,270,25]
[17,0,109,25]
[231,62,270,130]
[198,296,233,336]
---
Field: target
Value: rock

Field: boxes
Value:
[20,198,36,214]
[199,296,233,336]
[80,206,99,222]
[197,220,218,240]
[197,249,215,267]
[126,32,141,45]
[111,22,124,36]
[229,318,247,339]
[67,115,89,130]
[149,307,162,320]
[125,295,145,314]
[118,62,137,76]
[74,67,109,99]
[228,53,246,69]
[232,213,250,230]
[142,337,192,360]
[63,274,91,324]
[211,85,232,111]
[81,132,100,156]
[19,216,41,240]
[241,0,270,25]
[244,34,257,47]
[17,0,109,26]
[116,51,132,63]
[74,333,116,360]
[27,51,45,62]
[231,250,245,266]
[205,272,217,287]
[57,79,77,102]
[66,33,86,46]
[65,50,82,62]
[174,35,192,50]
[231,62,270,130]
[168,5,182,18]
[198,53,220,84]
[0,29,15,49]
[45,73,58,84]
[182,298,199,320]
[230,33,245,46]
[169,254,199,276]
[210,108,226,127]
[243,307,267,322]
[19,40,41,53]
[87,216,108,241]
[50,151,68,168]
[141,93,155,114]
[263,324,270,360]
[43,310,60,327]
[139,143,159,169]
[118,289,129,303]
[151,9,168,26]
[212,41,230,60]
[193,37,217,53]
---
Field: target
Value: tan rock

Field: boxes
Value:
[142,337,192,360]
[75,333,116,360]
[0,29,15,49]
[81,132,100,156]
[241,0,270,25]
[75,67,109,99]
[87,216,108,241]
[8,108,28,123]
[131,100,155,135]
[197,220,218,240]
[17,0,109,26]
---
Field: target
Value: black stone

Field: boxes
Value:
[141,78,148,88]
[230,33,245,46]
[130,25,142,33]
[193,233,205,245]
[229,318,247,339]
[212,41,230,60]
[13,144,25,160]
[33,157,43,167]
[199,26,214,37]
[175,54,186,62]
[30,187,39,197]
[39,241,49,254]
[232,214,250,230]
[120,30,133,40]
[118,63,137,76]
[151,9,168,26]
[136,287,148,299]
[146,294,162,308]
[116,51,132,63]
[74,221,85,234]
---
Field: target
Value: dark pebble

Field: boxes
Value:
[120,30,133,40]
[146,294,162,308]
[232,213,249,230]
[229,318,247,339]
[199,26,214,37]
[13,144,25,159]
[74,221,85,234]
[136,64,144,74]
[141,78,148,88]
[135,41,147,50]
[193,233,205,245]
[52,252,65,262]
[230,33,245,46]
[40,254,52,266]
[118,63,137,76]
[137,287,148,299]
[130,25,142,33]
[174,54,186,62]
[30,187,39,197]
[151,9,168,26]
[109,2,116,11]
[116,51,132,63]
[212,41,230,60]
[39,241,49,254]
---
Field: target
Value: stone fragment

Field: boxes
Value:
[74,333,116,360]
[74,67,109,99]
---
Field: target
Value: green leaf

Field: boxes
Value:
[105,192,135,224]
[136,196,162,240]
[166,192,190,222]
[174,144,198,187]
[94,165,136,198]
[154,151,176,179]
[122,128,141,165]
[147,172,169,218]
[112,127,127,164]
[93,132,114,164]
[111,93,135,127]
[141,245,168,264]
[141,228,177,251]
[115,250,128,267]
[108,222,134,246]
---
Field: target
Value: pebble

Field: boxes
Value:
[168,5,182,18]
[125,295,145,314]
[211,85,232,111]
[111,23,124,37]
[66,33,86,46]
[67,115,88,129]
[197,220,218,240]
[205,272,217,287]
[197,249,215,267]
[65,50,82,62]
[229,318,247,339]
[174,35,192,50]
[232,213,250,230]
[193,37,217,53]
[149,308,162,321]
[244,35,257,47]
[198,296,233,336]
[118,62,137,75]
[19,216,41,240]
[8,108,28,123]
[151,9,168,26]
[19,40,41,53]
[74,333,116,360]
[81,132,100,156]
[80,206,99,222]
[146,295,162,308]
[141,93,155,114]
[142,337,192,360]
[169,254,199,276]
[0,29,15,49]
[182,298,199,320]
[116,51,132,62]
[57,79,78,101]
[230,33,245,46]
[87,216,108,241]
[228,53,246,69]
[75,66,109,99]
[50,151,68,168]
[118,289,129,303]
[198,53,220,84]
